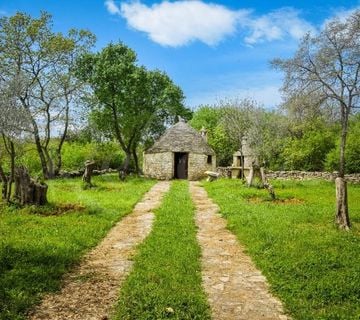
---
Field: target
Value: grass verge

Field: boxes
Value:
[115,180,211,320]
[0,174,155,320]
[203,179,360,320]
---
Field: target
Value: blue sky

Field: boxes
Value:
[1,0,359,109]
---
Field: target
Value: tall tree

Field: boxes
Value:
[77,42,188,175]
[0,12,95,178]
[272,10,360,229]
[0,74,30,201]
[220,98,286,168]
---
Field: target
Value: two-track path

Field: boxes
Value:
[29,181,171,320]
[29,180,289,320]
[190,181,289,320]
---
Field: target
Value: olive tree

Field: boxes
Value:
[0,12,95,178]
[272,10,360,229]
[0,75,30,201]
[76,43,189,176]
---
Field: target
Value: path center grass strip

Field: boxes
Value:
[203,179,360,320]
[115,180,211,320]
[0,174,155,320]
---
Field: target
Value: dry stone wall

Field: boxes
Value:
[216,167,360,183]
[143,152,173,180]
[266,170,360,183]
[188,153,216,180]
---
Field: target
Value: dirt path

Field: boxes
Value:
[28,181,171,320]
[190,182,289,320]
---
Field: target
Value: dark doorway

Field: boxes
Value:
[174,152,188,179]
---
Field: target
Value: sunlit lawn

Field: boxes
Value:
[115,180,211,320]
[204,179,360,320]
[0,174,155,320]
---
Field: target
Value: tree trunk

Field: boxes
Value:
[43,148,55,179]
[55,96,70,176]
[335,177,350,230]
[14,166,48,205]
[32,119,49,179]
[6,141,15,202]
[0,164,9,200]
[1,136,16,202]
[247,166,254,186]
[122,150,131,176]
[338,104,348,178]
[82,160,96,187]
[260,167,276,200]
[335,103,350,229]
[132,148,141,175]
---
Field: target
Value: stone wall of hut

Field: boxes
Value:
[143,152,173,180]
[143,152,216,180]
[188,153,216,180]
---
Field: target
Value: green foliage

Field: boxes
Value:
[61,141,124,171]
[204,179,360,319]
[282,121,337,171]
[0,175,155,319]
[325,116,360,173]
[116,181,211,320]
[76,43,189,171]
[0,11,96,178]
[1,141,124,176]
[190,105,234,166]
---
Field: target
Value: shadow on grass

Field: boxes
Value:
[0,243,76,320]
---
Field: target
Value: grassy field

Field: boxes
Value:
[203,179,360,320]
[0,174,155,320]
[115,180,211,320]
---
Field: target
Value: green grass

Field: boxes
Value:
[115,180,211,320]
[203,179,360,320]
[0,174,155,320]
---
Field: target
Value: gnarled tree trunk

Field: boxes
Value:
[14,166,48,205]
[0,164,9,201]
[335,103,351,230]
[335,177,350,230]
[260,167,276,200]
[82,160,96,187]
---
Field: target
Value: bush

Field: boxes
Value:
[325,117,360,173]
[281,124,336,171]
[61,141,124,171]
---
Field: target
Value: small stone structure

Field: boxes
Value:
[230,138,256,180]
[143,119,216,180]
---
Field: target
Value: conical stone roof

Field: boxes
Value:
[145,120,215,155]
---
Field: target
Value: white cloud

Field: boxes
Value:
[244,8,316,45]
[120,1,247,46]
[106,1,316,47]
[105,0,121,15]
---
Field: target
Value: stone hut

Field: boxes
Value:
[143,119,216,180]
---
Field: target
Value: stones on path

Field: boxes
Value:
[28,181,171,320]
[190,181,289,320]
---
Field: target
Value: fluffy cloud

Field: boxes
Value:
[244,8,316,44]
[120,1,247,46]
[105,0,315,47]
